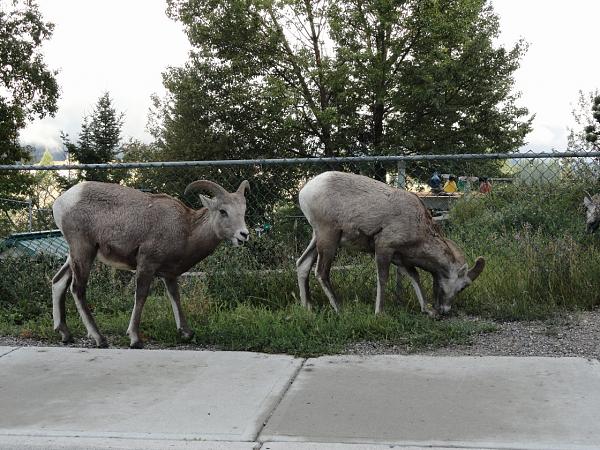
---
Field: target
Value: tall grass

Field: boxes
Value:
[449,181,600,319]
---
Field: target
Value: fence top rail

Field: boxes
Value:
[1,151,599,171]
[0,197,31,205]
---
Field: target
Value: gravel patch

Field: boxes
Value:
[345,310,600,359]
[0,335,220,352]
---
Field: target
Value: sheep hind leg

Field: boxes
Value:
[315,231,341,313]
[69,247,107,348]
[127,265,156,349]
[52,257,73,343]
[296,232,317,310]
[162,276,194,341]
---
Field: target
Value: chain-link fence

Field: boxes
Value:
[1,151,600,256]
[1,151,600,315]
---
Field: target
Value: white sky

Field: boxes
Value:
[492,0,599,152]
[19,0,191,152]
[19,0,600,155]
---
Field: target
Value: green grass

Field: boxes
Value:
[0,259,493,356]
[2,181,599,354]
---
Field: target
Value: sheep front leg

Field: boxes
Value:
[400,266,438,318]
[395,265,404,305]
[127,267,155,349]
[69,248,107,348]
[162,277,194,341]
[375,251,392,314]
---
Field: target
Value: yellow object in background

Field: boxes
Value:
[443,180,458,193]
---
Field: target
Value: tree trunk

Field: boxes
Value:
[372,101,387,182]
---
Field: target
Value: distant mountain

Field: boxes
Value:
[24,145,66,163]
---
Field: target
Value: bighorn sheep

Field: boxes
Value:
[583,193,600,233]
[52,179,250,348]
[296,171,485,316]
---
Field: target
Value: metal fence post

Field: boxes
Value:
[396,160,406,189]
[27,198,33,232]
[395,160,406,304]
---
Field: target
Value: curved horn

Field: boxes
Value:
[237,180,250,195]
[467,257,485,281]
[184,180,228,198]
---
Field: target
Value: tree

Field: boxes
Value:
[61,92,125,184]
[120,139,168,193]
[568,90,600,152]
[0,0,59,200]
[150,61,312,218]
[121,139,162,163]
[564,90,600,180]
[28,149,58,229]
[161,0,531,166]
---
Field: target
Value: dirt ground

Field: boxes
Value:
[1,310,599,359]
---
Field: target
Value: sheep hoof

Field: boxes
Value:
[423,307,439,319]
[59,331,73,344]
[129,340,144,349]
[178,328,194,342]
[96,337,109,348]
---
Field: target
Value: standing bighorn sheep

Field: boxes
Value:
[583,193,600,233]
[52,179,250,348]
[296,171,485,316]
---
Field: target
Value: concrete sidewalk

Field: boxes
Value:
[0,346,599,449]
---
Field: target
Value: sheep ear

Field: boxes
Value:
[237,180,250,196]
[467,257,485,281]
[458,263,468,278]
[199,194,217,210]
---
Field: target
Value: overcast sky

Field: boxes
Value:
[20,0,191,152]
[19,0,600,155]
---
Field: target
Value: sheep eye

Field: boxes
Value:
[219,209,228,217]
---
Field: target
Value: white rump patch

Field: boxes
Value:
[53,182,86,230]
[299,172,335,225]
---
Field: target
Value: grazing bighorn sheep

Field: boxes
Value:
[583,193,600,233]
[296,171,485,316]
[52,179,250,348]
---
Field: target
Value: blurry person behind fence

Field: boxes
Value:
[479,176,492,194]
[428,171,442,193]
[443,175,458,193]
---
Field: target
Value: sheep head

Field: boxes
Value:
[185,179,251,246]
[584,193,600,233]
[434,254,485,316]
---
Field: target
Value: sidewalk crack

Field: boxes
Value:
[254,357,306,443]
[0,347,20,359]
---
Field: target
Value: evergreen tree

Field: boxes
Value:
[61,92,125,184]
[30,150,58,228]
[568,90,600,152]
